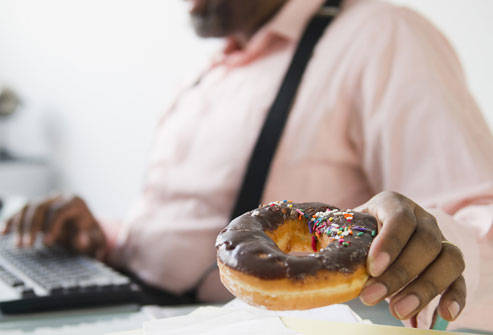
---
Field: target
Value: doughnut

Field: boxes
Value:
[216,201,378,310]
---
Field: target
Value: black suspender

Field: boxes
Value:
[229,0,342,220]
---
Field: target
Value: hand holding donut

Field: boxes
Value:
[357,191,466,323]
[2,195,107,259]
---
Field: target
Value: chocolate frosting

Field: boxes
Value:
[216,202,378,280]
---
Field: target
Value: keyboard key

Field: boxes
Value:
[19,287,36,298]
[0,266,24,287]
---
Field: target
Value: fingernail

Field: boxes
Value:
[360,282,387,305]
[448,301,460,320]
[394,295,420,319]
[369,252,390,276]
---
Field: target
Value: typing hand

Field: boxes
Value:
[2,195,107,259]
[356,191,465,323]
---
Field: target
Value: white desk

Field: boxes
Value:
[0,304,146,335]
[0,299,491,334]
[0,299,402,335]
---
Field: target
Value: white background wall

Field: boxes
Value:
[0,0,492,218]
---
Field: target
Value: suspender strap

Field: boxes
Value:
[230,0,342,220]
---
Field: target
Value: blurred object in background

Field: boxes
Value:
[0,87,54,209]
[0,161,52,199]
[0,87,20,116]
[0,196,25,222]
[0,86,22,161]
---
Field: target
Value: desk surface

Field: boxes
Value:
[0,299,404,335]
[0,299,490,334]
[0,304,146,335]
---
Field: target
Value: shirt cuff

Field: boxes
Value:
[97,218,124,265]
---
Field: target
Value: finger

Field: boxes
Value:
[43,206,74,246]
[438,275,466,321]
[363,192,418,277]
[72,216,93,253]
[389,243,465,320]
[2,214,18,234]
[360,216,442,305]
[28,199,58,246]
[45,196,95,247]
[91,226,108,260]
[43,195,83,246]
[18,205,41,247]
[75,231,91,251]
[79,222,106,258]
[16,205,29,247]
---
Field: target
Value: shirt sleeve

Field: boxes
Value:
[98,218,122,255]
[352,5,493,330]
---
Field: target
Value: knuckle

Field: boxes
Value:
[377,190,394,201]
[19,204,28,214]
[422,214,439,231]
[72,195,83,202]
[69,195,84,206]
[373,191,401,205]
[39,196,55,208]
[386,235,406,256]
[381,190,403,200]
[68,196,86,211]
[391,191,406,201]
[417,226,435,244]
[418,227,441,256]
[425,213,438,226]
[50,205,63,216]
[391,208,416,227]
[419,278,440,302]
[47,202,62,215]
[57,198,78,212]
[387,263,411,290]
[33,204,48,218]
[442,245,466,273]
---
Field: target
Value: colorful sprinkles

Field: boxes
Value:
[258,200,376,251]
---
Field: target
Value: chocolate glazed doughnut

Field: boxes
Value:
[216,201,378,310]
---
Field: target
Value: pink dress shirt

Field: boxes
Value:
[105,0,493,330]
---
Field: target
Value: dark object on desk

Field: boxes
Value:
[0,234,141,314]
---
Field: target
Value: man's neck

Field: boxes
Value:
[231,0,287,48]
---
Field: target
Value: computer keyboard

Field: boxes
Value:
[0,234,141,314]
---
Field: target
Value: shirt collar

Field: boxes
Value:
[255,0,362,43]
[214,0,358,67]
[264,0,325,42]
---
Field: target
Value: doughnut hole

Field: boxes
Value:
[264,219,330,254]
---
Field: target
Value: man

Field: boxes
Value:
[4,0,493,330]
